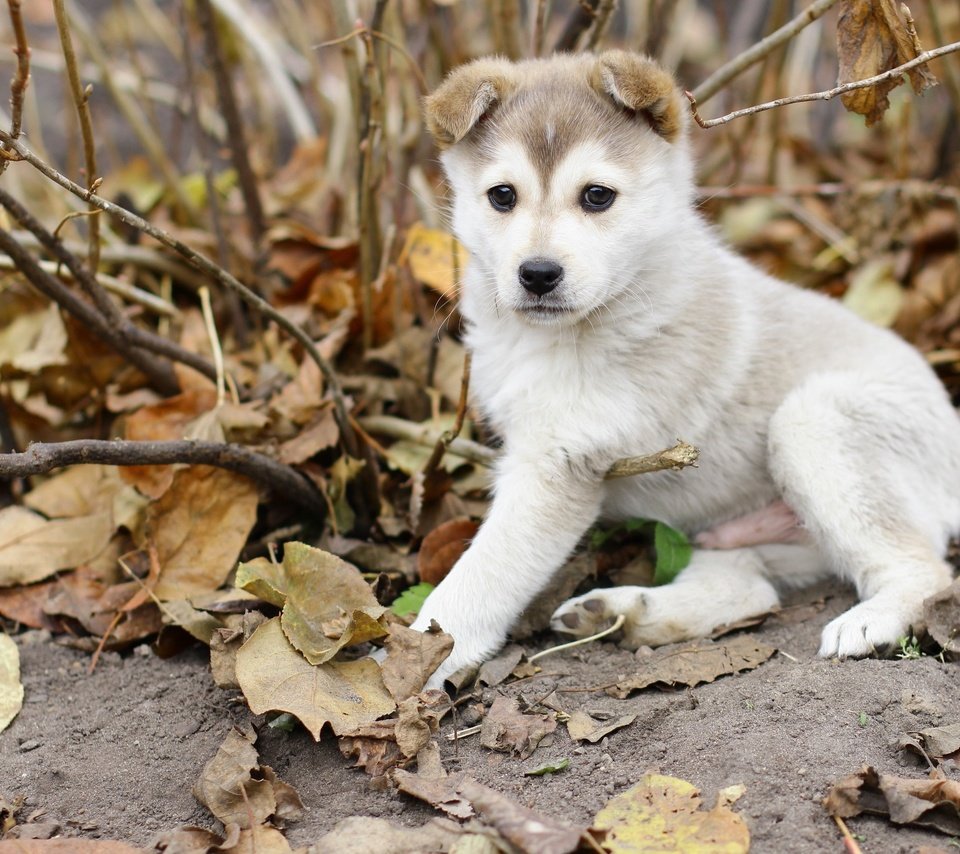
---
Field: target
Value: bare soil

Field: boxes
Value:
[2,583,958,853]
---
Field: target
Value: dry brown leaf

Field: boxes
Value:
[380,622,454,702]
[607,636,777,699]
[0,580,62,631]
[824,765,960,835]
[313,816,471,854]
[24,465,145,529]
[480,695,556,759]
[0,506,114,588]
[395,692,451,758]
[235,617,395,739]
[593,774,749,853]
[146,466,258,601]
[390,768,473,820]
[566,711,636,744]
[210,612,268,689]
[901,723,960,761]
[510,554,597,639]
[193,726,278,830]
[338,720,405,776]
[923,579,960,656]
[161,599,224,645]
[0,842,141,853]
[418,517,479,586]
[458,778,585,854]
[476,644,525,688]
[277,408,339,465]
[0,634,23,734]
[121,387,218,497]
[400,223,465,298]
[836,0,938,126]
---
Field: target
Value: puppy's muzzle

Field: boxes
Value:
[519,258,563,297]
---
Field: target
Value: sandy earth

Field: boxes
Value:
[2,582,958,853]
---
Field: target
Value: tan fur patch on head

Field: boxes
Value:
[424,58,516,148]
[593,50,682,142]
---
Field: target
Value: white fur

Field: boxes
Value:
[410,73,960,689]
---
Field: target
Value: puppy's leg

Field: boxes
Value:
[551,547,783,647]
[411,449,604,687]
[768,373,957,658]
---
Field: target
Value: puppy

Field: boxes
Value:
[410,51,960,688]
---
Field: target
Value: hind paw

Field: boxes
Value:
[818,599,914,658]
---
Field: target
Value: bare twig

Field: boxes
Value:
[528,614,626,663]
[0,439,325,515]
[832,815,864,854]
[52,0,99,270]
[194,0,266,247]
[687,40,960,129]
[604,441,700,479]
[422,351,472,478]
[531,0,548,57]
[0,187,219,389]
[359,414,496,468]
[692,0,840,105]
[0,0,29,178]
[0,136,354,435]
[554,0,599,53]
[0,226,179,395]
[584,0,617,51]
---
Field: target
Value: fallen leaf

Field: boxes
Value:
[458,778,585,854]
[161,599,224,645]
[0,506,113,587]
[0,842,140,853]
[220,824,294,854]
[0,580,62,631]
[235,557,287,608]
[0,634,23,734]
[903,723,960,760]
[480,695,556,759]
[146,466,259,601]
[193,726,277,829]
[313,816,471,854]
[24,465,145,529]
[836,0,938,126]
[476,644,525,687]
[277,408,339,465]
[923,579,960,656]
[524,758,570,776]
[389,582,434,619]
[607,636,777,699]
[395,692,451,758]
[210,612,268,689]
[380,622,454,702]
[338,720,405,776]
[390,768,473,820]
[510,554,597,639]
[653,521,692,585]
[418,517,478,586]
[843,259,904,327]
[566,711,637,744]
[594,774,750,853]
[824,765,960,835]
[235,617,395,739]
[400,223,465,298]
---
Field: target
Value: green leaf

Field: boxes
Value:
[653,522,692,585]
[523,758,570,776]
[391,582,435,617]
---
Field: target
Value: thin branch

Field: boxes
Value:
[194,0,266,247]
[52,0,99,270]
[604,441,700,479]
[0,226,179,395]
[553,0,599,53]
[584,0,617,51]
[0,187,220,389]
[0,134,357,447]
[422,351,471,478]
[358,414,496,468]
[0,439,326,516]
[1,0,29,177]
[692,0,840,105]
[531,0,548,58]
[687,40,960,129]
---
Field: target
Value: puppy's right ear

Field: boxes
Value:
[424,59,515,148]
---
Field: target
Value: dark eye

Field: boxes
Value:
[487,184,517,212]
[581,185,616,212]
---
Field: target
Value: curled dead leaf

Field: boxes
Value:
[480,695,556,759]
[380,622,454,702]
[0,634,24,734]
[418,517,478,586]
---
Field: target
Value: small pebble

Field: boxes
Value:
[18,739,41,752]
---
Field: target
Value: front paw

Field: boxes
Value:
[550,588,653,647]
[818,598,913,658]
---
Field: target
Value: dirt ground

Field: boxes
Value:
[2,581,958,853]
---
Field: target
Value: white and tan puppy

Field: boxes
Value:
[410,51,960,688]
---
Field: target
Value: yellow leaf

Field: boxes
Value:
[843,259,904,327]
[0,634,23,733]
[235,618,395,740]
[593,774,750,853]
[0,506,113,587]
[402,223,466,297]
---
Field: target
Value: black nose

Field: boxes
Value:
[519,259,563,296]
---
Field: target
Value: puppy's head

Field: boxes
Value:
[425,52,693,327]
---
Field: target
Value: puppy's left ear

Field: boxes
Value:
[424,58,516,148]
[593,51,684,142]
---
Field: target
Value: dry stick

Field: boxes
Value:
[692,0,840,105]
[605,441,699,479]
[924,0,960,119]
[584,0,617,51]
[531,0,548,58]
[832,815,863,854]
[422,351,472,478]
[0,227,179,395]
[0,0,29,178]
[0,187,219,389]
[554,0,599,53]
[0,439,325,515]
[0,135,355,443]
[194,0,266,247]
[52,0,99,271]
[687,40,960,129]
